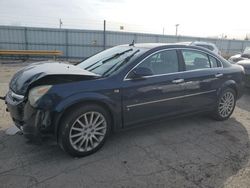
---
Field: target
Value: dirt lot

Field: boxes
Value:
[0,63,250,188]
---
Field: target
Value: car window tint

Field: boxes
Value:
[182,50,210,71]
[209,56,219,68]
[137,50,179,75]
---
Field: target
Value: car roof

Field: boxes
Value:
[119,43,195,49]
[191,41,216,46]
[119,43,214,53]
[176,41,216,46]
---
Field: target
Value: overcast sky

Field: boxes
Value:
[0,0,249,39]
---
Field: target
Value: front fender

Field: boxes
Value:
[54,92,117,113]
[52,92,122,138]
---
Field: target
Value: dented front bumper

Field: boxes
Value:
[5,90,53,140]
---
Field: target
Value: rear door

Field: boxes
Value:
[179,49,223,110]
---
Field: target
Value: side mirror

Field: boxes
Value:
[129,67,153,80]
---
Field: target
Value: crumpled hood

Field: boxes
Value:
[9,61,99,95]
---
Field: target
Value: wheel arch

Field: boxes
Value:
[219,80,239,98]
[53,96,120,142]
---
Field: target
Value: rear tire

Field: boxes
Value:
[58,104,111,157]
[212,88,236,121]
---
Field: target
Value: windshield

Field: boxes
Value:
[77,46,142,76]
[243,47,250,54]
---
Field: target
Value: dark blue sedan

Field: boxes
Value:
[5,43,245,157]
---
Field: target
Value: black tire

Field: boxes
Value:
[58,104,111,157]
[212,88,236,121]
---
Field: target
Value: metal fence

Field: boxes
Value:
[1,25,250,60]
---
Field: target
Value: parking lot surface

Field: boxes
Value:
[0,63,250,188]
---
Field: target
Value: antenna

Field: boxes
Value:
[59,18,63,29]
[129,40,135,46]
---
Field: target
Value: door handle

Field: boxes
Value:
[215,73,223,78]
[172,79,185,84]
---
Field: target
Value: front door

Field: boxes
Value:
[122,49,186,127]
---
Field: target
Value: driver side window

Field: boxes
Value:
[137,50,179,75]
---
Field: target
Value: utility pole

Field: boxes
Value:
[175,24,179,36]
[162,27,165,35]
[59,18,63,29]
[103,20,106,50]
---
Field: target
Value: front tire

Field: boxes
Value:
[58,104,111,157]
[212,88,236,121]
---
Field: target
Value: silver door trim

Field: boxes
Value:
[126,89,217,108]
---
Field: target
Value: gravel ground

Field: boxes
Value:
[0,63,250,188]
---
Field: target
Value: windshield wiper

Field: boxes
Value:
[84,48,133,71]
[102,49,140,76]
[102,48,133,63]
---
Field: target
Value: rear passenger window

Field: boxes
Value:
[209,56,219,68]
[182,50,210,71]
[209,55,222,67]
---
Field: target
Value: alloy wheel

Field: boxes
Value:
[69,111,107,152]
[218,91,235,118]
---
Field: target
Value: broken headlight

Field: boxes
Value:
[28,85,52,106]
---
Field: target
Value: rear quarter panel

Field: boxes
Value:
[219,64,244,98]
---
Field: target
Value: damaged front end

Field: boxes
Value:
[6,83,59,140]
[5,90,52,140]
[5,61,100,140]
